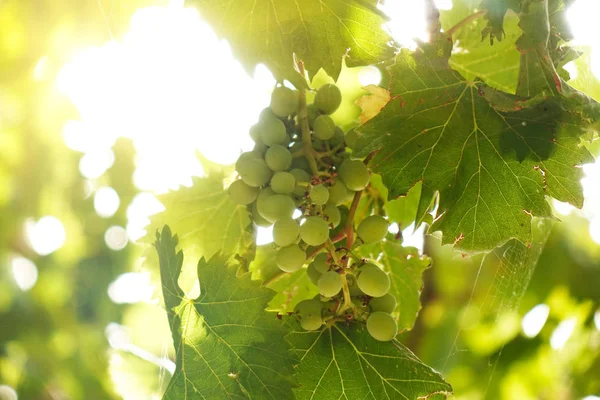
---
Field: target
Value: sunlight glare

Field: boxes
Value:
[126,193,165,242]
[550,317,577,350]
[256,225,274,246]
[594,309,600,331]
[402,222,425,254]
[25,216,67,256]
[79,149,115,179]
[108,272,154,304]
[10,256,38,291]
[567,0,600,80]
[0,386,17,400]
[105,226,128,251]
[521,304,550,338]
[58,5,273,192]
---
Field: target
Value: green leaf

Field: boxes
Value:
[479,0,520,44]
[144,176,254,262]
[266,268,319,313]
[441,1,520,93]
[354,40,595,252]
[385,181,423,231]
[187,0,395,80]
[154,226,296,400]
[358,241,431,331]
[287,322,452,399]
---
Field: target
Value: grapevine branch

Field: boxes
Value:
[446,10,486,36]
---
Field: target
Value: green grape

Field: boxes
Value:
[367,311,397,341]
[338,159,370,191]
[327,181,352,206]
[265,144,292,171]
[235,151,261,172]
[329,126,345,147]
[309,184,329,205]
[323,204,341,227]
[259,113,288,146]
[344,128,358,149]
[357,215,389,244]
[291,156,310,172]
[313,115,336,140]
[317,271,342,297]
[357,263,390,297]
[307,103,319,127]
[260,194,296,223]
[270,86,299,117]
[347,274,365,296]
[313,252,330,273]
[300,216,330,246]
[273,217,299,247]
[369,293,397,313]
[249,124,261,142]
[251,203,272,227]
[300,313,323,331]
[276,244,306,272]
[237,157,272,187]
[294,298,321,315]
[228,179,259,205]
[270,172,296,194]
[312,138,325,152]
[306,262,322,286]
[315,84,342,114]
[290,168,310,184]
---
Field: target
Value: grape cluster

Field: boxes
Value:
[229,83,398,342]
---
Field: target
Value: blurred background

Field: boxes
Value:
[0,0,598,399]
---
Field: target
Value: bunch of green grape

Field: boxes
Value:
[228,83,398,342]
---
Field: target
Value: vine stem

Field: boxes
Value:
[295,60,320,177]
[446,10,486,36]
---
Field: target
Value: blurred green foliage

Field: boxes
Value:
[0,0,599,399]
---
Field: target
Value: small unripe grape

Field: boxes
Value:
[318,271,343,297]
[313,115,336,140]
[260,113,288,146]
[367,312,397,341]
[315,84,342,114]
[369,293,397,314]
[357,215,389,244]
[312,138,325,152]
[237,157,273,187]
[306,262,322,286]
[260,194,296,223]
[357,263,390,297]
[313,252,330,273]
[300,313,323,331]
[276,245,306,272]
[310,184,329,205]
[323,204,341,227]
[271,172,296,194]
[344,128,358,149]
[329,126,345,147]
[295,298,321,315]
[307,103,319,127]
[300,216,330,246]
[291,156,310,172]
[327,181,352,206]
[273,217,299,247]
[338,159,370,191]
[249,124,261,142]
[235,151,261,172]
[228,179,259,205]
[290,168,310,184]
[265,144,292,172]
[251,203,272,227]
[270,86,299,117]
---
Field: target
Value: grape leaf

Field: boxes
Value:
[358,241,431,331]
[479,0,520,44]
[354,39,596,252]
[154,226,296,400]
[144,176,254,262]
[441,1,520,93]
[187,0,395,80]
[287,322,452,399]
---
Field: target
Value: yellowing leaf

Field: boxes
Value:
[356,85,391,124]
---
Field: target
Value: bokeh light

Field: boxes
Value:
[0,385,18,400]
[521,304,550,338]
[550,317,577,350]
[126,193,165,242]
[10,256,38,291]
[104,226,129,251]
[24,216,66,256]
[94,187,120,218]
[108,272,154,304]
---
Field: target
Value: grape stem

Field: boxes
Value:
[325,239,353,314]
[295,59,320,177]
[446,10,486,36]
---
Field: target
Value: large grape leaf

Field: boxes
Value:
[479,0,520,44]
[287,322,452,399]
[144,176,254,262]
[358,241,431,331]
[154,226,296,400]
[354,39,596,252]
[187,0,395,80]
